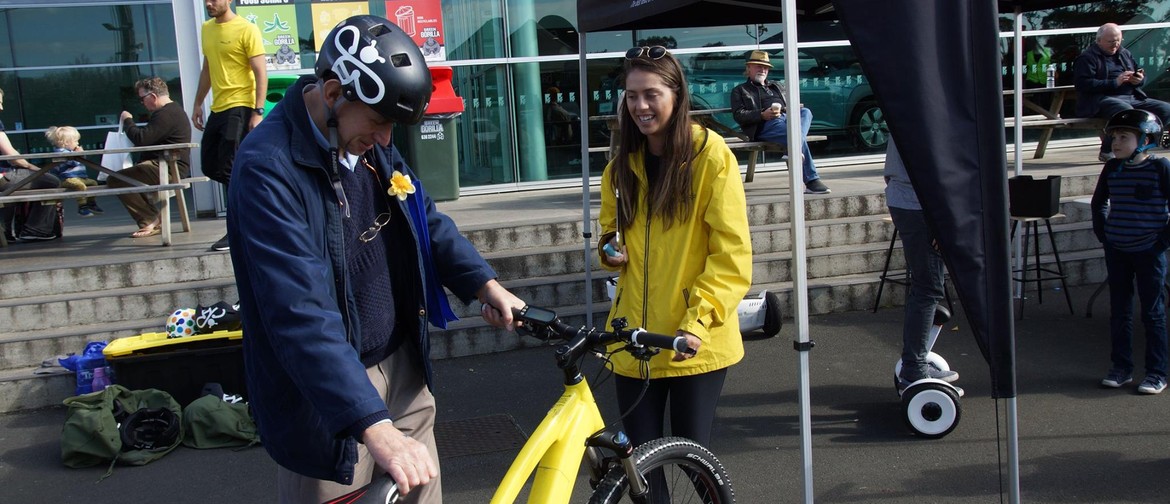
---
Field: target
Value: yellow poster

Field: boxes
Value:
[310,1,371,52]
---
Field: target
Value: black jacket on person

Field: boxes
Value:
[121,101,192,175]
[1073,44,1145,118]
[730,79,789,140]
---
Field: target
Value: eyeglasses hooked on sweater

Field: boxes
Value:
[625,46,668,60]
[359,212,391,243]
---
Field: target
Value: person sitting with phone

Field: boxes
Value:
[1074,23,1170,162]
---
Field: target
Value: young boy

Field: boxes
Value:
[45,126,103,217]
[1091,109,1170,394]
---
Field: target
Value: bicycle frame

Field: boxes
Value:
[490,378,606,504]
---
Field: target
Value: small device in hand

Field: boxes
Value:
[603,242,622,258]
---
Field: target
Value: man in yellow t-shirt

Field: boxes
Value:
[193,0,267,252]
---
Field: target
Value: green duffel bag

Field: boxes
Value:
[181,394,260,449]
[61,384,183,477]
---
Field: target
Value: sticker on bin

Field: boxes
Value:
[103,329,244,358]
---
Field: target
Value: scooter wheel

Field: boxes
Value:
[761,291,783,338]
[902,382,961,439]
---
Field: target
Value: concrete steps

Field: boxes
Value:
[0,167,1107,412]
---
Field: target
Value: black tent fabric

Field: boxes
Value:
[832,0,1016,398]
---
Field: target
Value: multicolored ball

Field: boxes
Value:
[167,308,197,339]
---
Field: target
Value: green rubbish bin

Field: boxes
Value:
[264,74,301,115]
[402,66,464,202]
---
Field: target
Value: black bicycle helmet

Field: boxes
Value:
[315,15,432,125]
[1104,109,1163,154]
[119,407,180,451]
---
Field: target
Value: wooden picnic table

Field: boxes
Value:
[1003,85,1103,159]
[0,142,201,247]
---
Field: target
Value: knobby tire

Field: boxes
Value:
[588,436,735,504]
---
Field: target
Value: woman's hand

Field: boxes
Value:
[672,330,701,361]
[602,237,627,267]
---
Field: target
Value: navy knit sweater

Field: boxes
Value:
[339,159,398,366]
[1091,155,1170,253]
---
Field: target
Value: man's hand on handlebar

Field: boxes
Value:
[672,330,701,361]
[476,279,525,332]
[361,422,438,497]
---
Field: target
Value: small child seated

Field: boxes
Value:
[45,125,103,217]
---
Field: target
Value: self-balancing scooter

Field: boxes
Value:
[894,305,963,439]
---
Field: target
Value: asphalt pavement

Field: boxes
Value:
[2,283,1168,503]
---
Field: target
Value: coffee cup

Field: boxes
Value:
[771,103,782,114]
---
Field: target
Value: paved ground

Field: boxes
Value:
[3,283,1169,503]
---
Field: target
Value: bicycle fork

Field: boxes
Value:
[587,427,651,502]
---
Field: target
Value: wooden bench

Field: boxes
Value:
[0,143,200,247]
[590,108,828,182]
[723,134,830,183]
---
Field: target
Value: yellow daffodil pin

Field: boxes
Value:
[388,171,416,201]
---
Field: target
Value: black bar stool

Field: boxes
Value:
[1011,214,1074,319]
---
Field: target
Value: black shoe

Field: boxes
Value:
[210,234,230,251]
[804,179,831,194]
[18,231,58,242]
[88,203,104,215]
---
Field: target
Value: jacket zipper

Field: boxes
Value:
[641,198,651,328]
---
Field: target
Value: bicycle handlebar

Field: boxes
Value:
[512,305,695,356]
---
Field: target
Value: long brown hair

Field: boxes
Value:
[612,50,696,231]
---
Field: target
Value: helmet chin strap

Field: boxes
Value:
[1128,138,1156,163]
[324,85,351,218]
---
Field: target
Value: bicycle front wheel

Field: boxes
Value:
[588,436,735,504]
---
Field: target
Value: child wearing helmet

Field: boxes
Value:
[1091,109,1170,394]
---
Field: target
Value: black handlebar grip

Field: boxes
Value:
[630,329,695,355]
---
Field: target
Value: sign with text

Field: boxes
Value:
[310,0,371,52]
[385,0,446,62]
[237,0,300,71]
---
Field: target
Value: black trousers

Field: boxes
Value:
[200,106,252,188]
[614,368,729,447]
[0,170,61,237]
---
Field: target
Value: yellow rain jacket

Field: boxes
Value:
[599,125,752,379]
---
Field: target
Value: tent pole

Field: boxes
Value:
[1008,12,1023,504]
[781,0,814,501]
[1007,397,1021,503]
[578,31,593,327]
[1012,9,1025,301]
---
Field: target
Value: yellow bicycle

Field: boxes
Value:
[336,305,736,504]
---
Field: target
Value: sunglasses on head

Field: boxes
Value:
[625,46,668,60]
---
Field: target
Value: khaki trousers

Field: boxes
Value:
[276,345,442,504]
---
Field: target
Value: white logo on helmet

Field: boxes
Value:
[330,24,387,106]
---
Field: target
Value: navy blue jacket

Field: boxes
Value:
[1073,44,1146,118]
[226,76,496,484]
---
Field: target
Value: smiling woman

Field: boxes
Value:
[597,46,752,490]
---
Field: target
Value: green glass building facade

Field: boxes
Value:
[0,0,1168,211]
